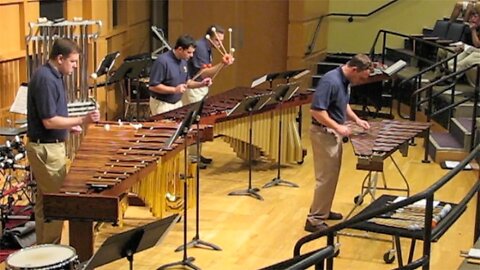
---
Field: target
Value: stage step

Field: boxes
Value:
[325,53,353,64]
[312,74,322,89]
[450,117,473,150]
[428,131,468,163]
[316,62,341,75]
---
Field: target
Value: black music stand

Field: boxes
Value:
[175,97,221,253]
[158,101,204,270]
[227,93,273,201]
[263,83,300,189]
[108,58,152,121]
[82,214,179,270]
[251,69,309,89]
[92,51,120,120]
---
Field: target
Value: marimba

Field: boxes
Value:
[43,121,213,261]
[350,120,431,171]
[151,86,313,163]
[346,119,431,214]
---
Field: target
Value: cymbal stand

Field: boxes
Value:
[176,120,221,252]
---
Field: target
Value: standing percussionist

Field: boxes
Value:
[149,34,212,115]
[183,25,234,166]
[183,25,235,105]
[305,54,371,232]
[26,38,100,244]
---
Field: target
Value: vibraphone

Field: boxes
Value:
[43,121,213,261]
[346,119,431,211]
[151,86,313,163]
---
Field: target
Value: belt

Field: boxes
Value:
[150,95,163,101]
[312,121,326,128]
[30,138,65,144]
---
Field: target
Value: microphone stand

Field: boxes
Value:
[176,118,221,252]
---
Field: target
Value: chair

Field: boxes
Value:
[124,78,150,120]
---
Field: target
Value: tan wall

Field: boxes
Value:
[169,0,329,95]
[327,0,455,53]
[0,0,38,127]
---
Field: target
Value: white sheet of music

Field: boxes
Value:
[10,84,28,115]
[251,75,267,88]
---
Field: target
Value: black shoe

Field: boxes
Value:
[327,211,343,220]
[198,162,207,170]
[200,155,212,164]
[304,220,328,233]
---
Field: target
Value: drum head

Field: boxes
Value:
[6,244,76,269]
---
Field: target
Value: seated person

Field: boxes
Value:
[435,13,480,80]
[450,0,478,23]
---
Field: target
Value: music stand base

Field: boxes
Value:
[175,237,222,252]
[262,177,299,188]
[157,256,200,270]
[228,188,263,201]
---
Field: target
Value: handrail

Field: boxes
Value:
[392,256,429,270]
[306,0,400,56]
[285,246,335,270]
[293,144,480,270]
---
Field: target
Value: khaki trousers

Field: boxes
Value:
[149,97,183,115]
[26,142,66,244]
[307,124,343,225]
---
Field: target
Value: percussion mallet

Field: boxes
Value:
[206,34,225,57]
[211,27,228,56]
[228,28,233,54]
[212,63,225,80]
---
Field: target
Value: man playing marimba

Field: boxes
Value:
[305,54,371,232]
[26,38,100,244]
[183,25,235,167]
[148,35,212,115]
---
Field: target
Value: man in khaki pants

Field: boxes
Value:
[305,54,371,232]
[26,38,100,244]
[183,25,235,167]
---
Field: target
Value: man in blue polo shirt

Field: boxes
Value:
[183,25,235,166]
[183,25,234,105]
[26,38,100,244]
[305,54,371,232]
[149,35,212,115]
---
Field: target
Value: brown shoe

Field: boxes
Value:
[304,220,328,233]
[327,211,343,220]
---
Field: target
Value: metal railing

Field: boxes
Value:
[290,144,480,270]
[306,0,400,56]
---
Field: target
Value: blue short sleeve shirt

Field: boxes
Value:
[149,50,189,104]
[27,63,69,140]
[189,38,212,81]
[311,67,350,124]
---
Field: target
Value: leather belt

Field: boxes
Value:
[30,138,65,144]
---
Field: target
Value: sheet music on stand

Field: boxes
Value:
[163,98,205,149]
[81,214,179,270]
[272,82,300,102]
[227,94,272,117]
[10,83,28,115]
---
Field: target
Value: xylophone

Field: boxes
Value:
[343,119,431,219]
[43,120,213,261]
[349,120,431,171]
[150,86,313,163]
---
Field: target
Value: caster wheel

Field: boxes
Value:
[334,249,340,257]
[354,195,364,205]
[383,250,395,264]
